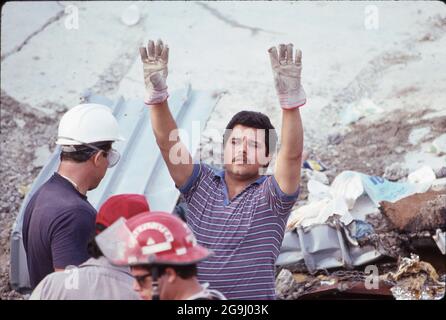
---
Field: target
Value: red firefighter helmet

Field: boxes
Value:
[96,211,212,266]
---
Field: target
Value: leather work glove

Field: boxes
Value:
[139,39,169,105]
[268,43,306,109]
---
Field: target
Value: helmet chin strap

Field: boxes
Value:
[151,266,160,301]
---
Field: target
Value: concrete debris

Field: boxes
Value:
[383,162,408,181]
[384,254,445,300]
[32,145,52,168]
[408,127,431,145]
[380,190,446,233]
[275,269,297,299]
[431,178,446,192]
[407,165,436,189]
[327,132,343,145]
[435,166,446,179]
[340,98,383,125]
[305,170,329,185]
[430,133,446,155]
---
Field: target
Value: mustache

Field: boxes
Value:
[232,153,248,163]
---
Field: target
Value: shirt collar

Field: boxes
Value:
[213,169,267,185]
[80,256,132,275]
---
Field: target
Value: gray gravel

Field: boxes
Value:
[0,91,60,299]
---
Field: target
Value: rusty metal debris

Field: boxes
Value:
[276,268,394,300]
[380,190,446,233]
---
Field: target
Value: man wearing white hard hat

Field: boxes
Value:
[22,103,124,289]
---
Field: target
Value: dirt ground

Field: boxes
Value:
[316,109,446,180]
[0,91,60,299]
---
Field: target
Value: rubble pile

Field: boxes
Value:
[383,254,445,300]
[277,149,446,299]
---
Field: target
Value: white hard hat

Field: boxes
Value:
[56,103,124,145]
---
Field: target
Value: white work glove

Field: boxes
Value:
[139,39,169,105]
[268,43,306,109]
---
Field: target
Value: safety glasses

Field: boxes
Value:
[59,136,121,168]
[134,273,152,287]
[103,148,120,168]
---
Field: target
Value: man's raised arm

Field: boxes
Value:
[140,39,193,187]
[268,43,306,194]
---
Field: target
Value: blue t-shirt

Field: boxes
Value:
[23,173,96,288]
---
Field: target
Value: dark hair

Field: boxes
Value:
[87,236,103,259]
[143,264,197,280]
[60,141,113,163]
[223,111,277,157]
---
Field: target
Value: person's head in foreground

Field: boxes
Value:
[223,110,278,180]
[96,211,225,300]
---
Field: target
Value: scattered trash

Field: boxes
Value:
[380,190,446,233]
[120,4,140,26]
[430,133,446,155]
[287,197,352,229]
[303,159,327,172]
[327,132,343,145]
[432,229,445,255]
[275,269,297,299]
[435,166,446,179]
[305,170,329,185]
[407,165,436,191]
[32,145,52,168]
[431,178,446,192]
[331,171,364,210]
[14,119,26,129]
[384,254,445,300]
[408,127,431,145]
[340,98,383,125]
[360,172,421,206]
[288,169,429,230]
[17,184,31,198]
[383,162,408,181]
[307,179,330,202]
[347,220,375,240]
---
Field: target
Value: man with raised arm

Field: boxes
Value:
[139,39,305,299]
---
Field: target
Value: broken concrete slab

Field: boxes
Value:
[380,190,446,233]
[1,2,63,58]
[1,2,144,112]
[408,127,431,145]
[32,145,52,168]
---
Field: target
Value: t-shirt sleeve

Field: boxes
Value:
[259,175,300,216]
[50,208,95,269]
[177,163,214,203]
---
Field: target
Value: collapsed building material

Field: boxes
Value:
[277,220,382,273]
[383,254,445,300]
[433,229,446,255]
[276,268,393,300]
[379,190,446,233]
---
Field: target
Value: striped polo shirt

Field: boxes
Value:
[178,163,299,300]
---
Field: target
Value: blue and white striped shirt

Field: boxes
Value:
[178,163,299,300]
